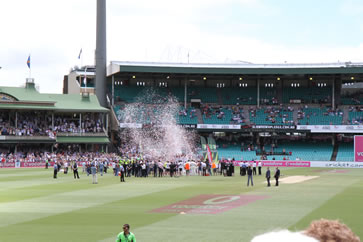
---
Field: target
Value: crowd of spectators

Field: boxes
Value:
[250,105,294,125]
[230,106,245,124]
[0,112,104,136]
[260,97,279,105]
[178,107,196,119]
[0,150,118,164]
[348,106,363,125]
[297,106,343,125]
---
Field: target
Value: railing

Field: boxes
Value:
[0,136,54,141]
[111,60,363,69]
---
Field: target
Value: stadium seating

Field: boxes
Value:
[282,87,331,104]
[260,87,278,105]
[250,107,293,125]
[177,107,198,124]
[341,97,363,105]
[297,108,343,125]
[266,142,333,161]
[336,143,354,161]
[217,144,258,161]
[170,87,218,103]
[114,86,171,103]
[220,87,257,105]
[348,111,363,125]
[202,107,233,124]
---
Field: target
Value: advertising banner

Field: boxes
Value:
[310,161,363,168]
[297,125,363,133]
[354,136,363,162]
[197,124,241,130]
[119,123,143,128]
[252,125,295,130]
[261,160,311,167]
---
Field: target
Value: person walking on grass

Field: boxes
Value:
[53,162,58,179]
[266,167,271,187]
[120,164,125,182]
[274,167,280,186]
[73,162,80,179]
[247,165,253,186]
[116,224,136,242]
[91,162,98,184]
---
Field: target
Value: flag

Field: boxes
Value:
[83,76,87,86]
[206,144,213,165]
[27,55,30,69]
[78,48,82,59]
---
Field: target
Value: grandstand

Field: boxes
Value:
[0,79,110,153]
[60,61,363,162]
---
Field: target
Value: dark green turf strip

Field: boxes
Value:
[290,179,363,239]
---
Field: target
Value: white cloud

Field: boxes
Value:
[340,0,363,15]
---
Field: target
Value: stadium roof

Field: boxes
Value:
[0,85,108,112]
[108,61,363,76]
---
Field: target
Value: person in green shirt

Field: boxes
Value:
[116,224,136,242]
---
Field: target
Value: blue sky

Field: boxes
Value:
[1,0,363,93]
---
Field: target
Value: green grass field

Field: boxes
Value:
[1,167,362,242]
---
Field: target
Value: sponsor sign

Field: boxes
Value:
[310,161,363,168]
[151,194,268,214]
[290,99,301,104]
[178,124,197,129]
[252,125,295,130]
[354,136,363,162]
[119,123,143,129]
[297,125,363,133]
[197,124,241,130]
[0,162,15,168]
[22,162,46,167]
[0,162,57,168]
[261,160,310,167]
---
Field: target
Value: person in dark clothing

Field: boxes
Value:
[57,162,61,172]
[153,162,158,177]
[221,161,226,176]
[247,166,253,186]
[241,162,247,176]
[53,162,58,179]
[127,164,132,177]
[158,162,164,177]
[170,162,175,177]
[266,167,270,187]
[274,167,280,186]
[120,165,125,182]
[73,162,80,179]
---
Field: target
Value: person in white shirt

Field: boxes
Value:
[258,161,262,175]
[252,161,257,175]
[64,161,68,174]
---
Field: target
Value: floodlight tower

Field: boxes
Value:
[95,0,107,107]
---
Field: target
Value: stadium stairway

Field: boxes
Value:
[216,89,223,105]
[293,108,299,125]
[276,87,283,104]
[196,109,204,124]
[331,142,338,161]
[342,106,350,124]
[244,106,251,124]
